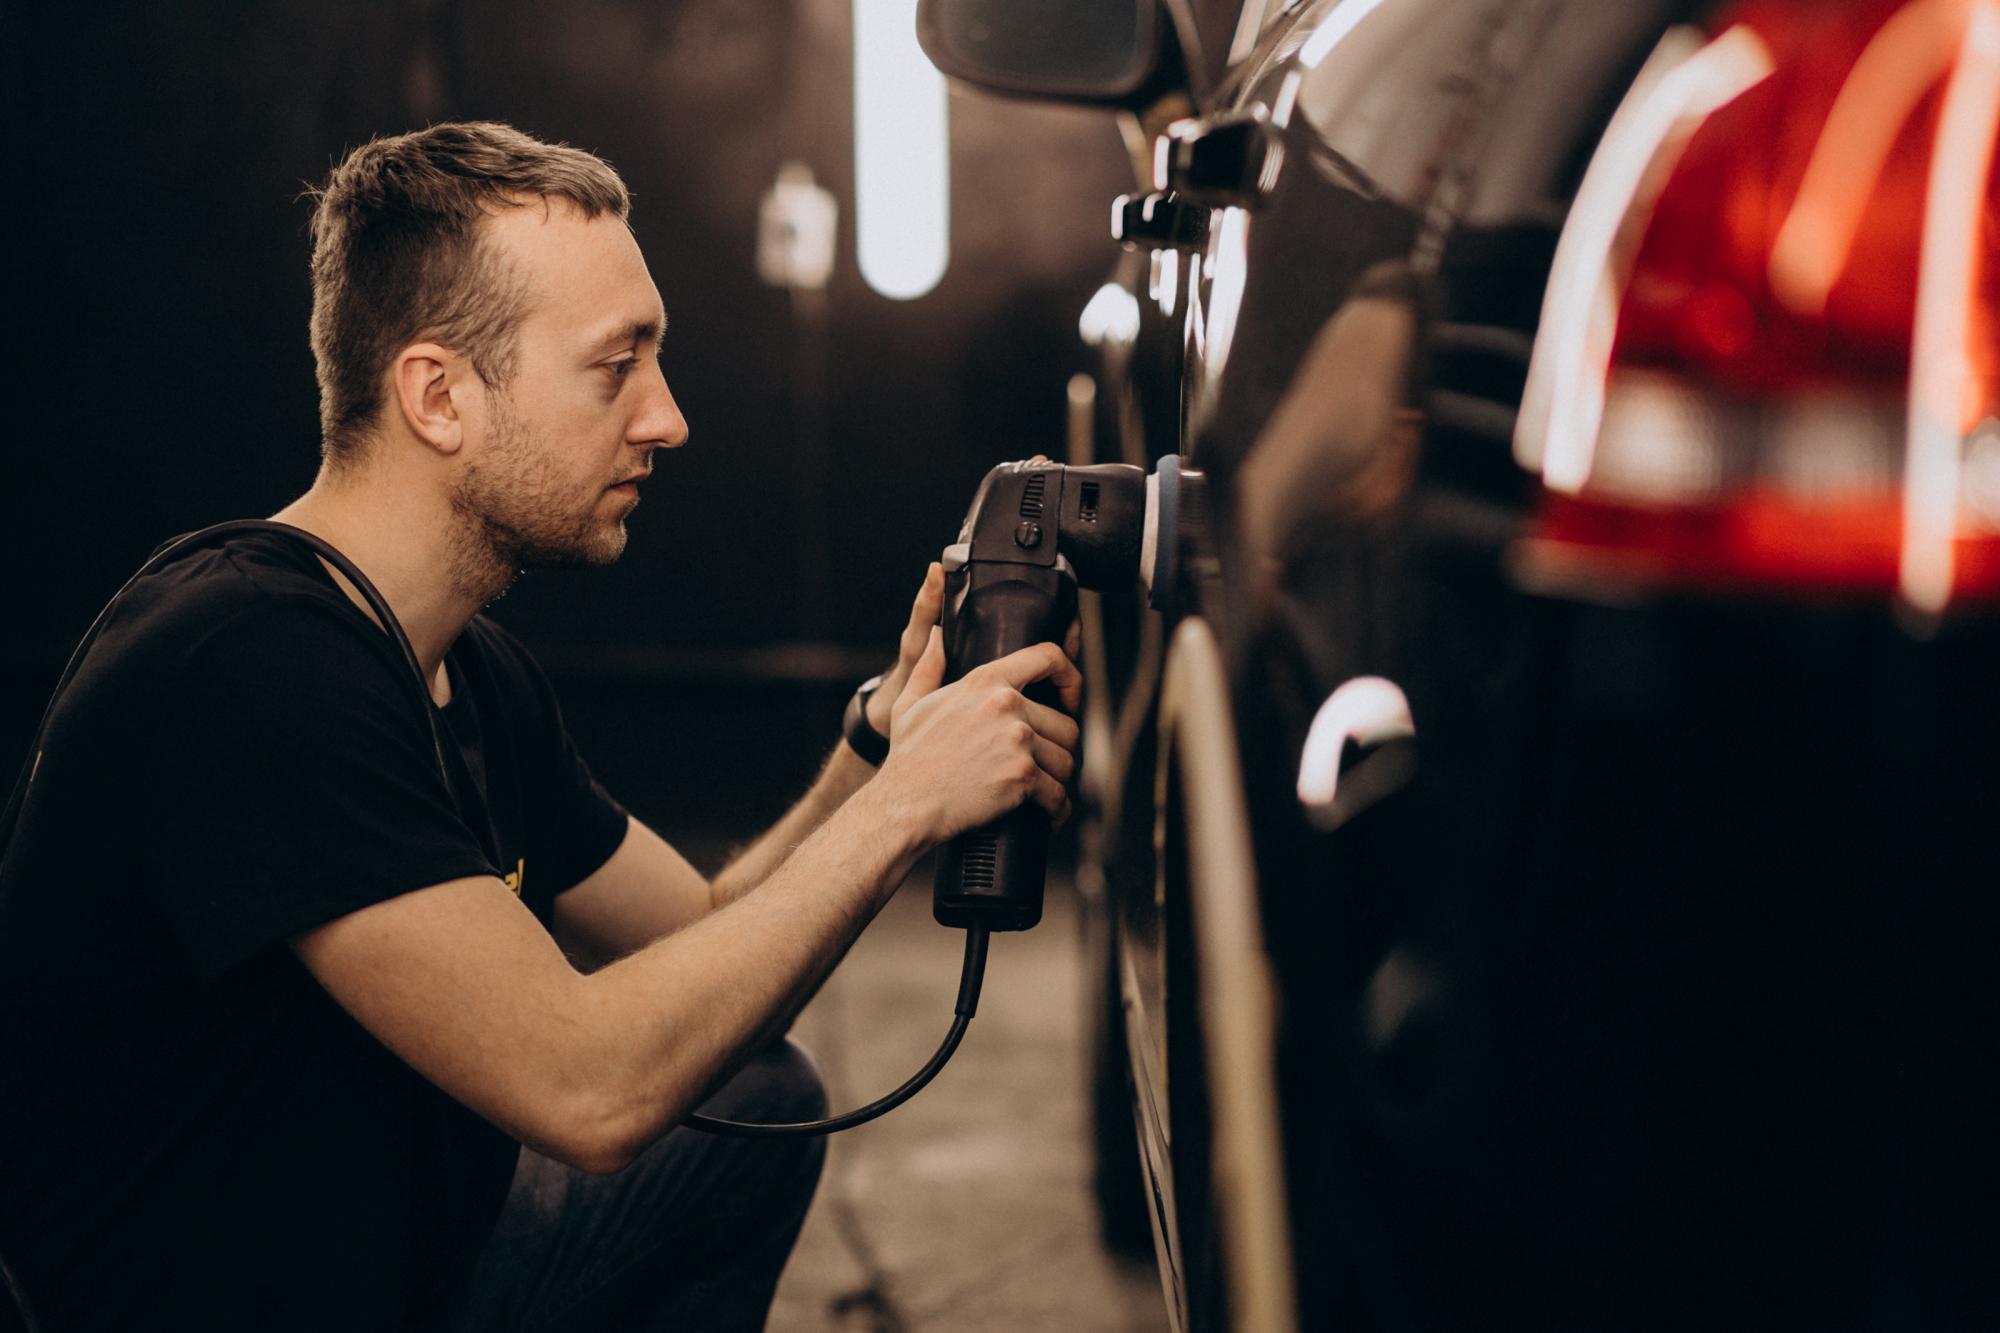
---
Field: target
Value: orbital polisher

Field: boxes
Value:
[930,456,1199,932]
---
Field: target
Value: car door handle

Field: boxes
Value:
[1296,676,1416,831]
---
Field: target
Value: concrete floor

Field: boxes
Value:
[768,873,1169,1333]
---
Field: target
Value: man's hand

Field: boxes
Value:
[864,563,946,733]
[875,630,1082,844]
[865,562,1082,734]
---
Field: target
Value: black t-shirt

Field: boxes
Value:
[0,531,629,1330]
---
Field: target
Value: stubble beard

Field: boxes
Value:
[446,394,629,606]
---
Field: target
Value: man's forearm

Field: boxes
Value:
[581,779,925,1165]
[708,739,878,909]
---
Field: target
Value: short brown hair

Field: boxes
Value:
[306,121,630,467]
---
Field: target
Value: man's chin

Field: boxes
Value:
[586,528,629,566]
[521,525,628,571]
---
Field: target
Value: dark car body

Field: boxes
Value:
[924,0,2000,1327]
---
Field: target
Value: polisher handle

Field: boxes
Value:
[933,561,1078,931]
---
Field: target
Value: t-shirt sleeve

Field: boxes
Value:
[462,613,629,899]
[141,602,498,980]
[545,712,630,896]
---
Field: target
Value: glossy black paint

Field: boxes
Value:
[1000,0,1999,1326]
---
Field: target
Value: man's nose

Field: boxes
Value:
[633,369,690,450]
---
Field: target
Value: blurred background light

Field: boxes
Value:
[1078,281,1141,347]
[853,0,949,299]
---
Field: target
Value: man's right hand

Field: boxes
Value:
[877,629,1082,846]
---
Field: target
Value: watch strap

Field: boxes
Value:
[842,673,891,766]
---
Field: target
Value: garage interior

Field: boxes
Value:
[15,0,1993,1329]
[3,1,1173,1328]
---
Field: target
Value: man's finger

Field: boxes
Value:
[1028,769,1067,820]
[1030,734,1076,785]
[982,641,1082,698]
[1053,662,1082,718]
[1023,699,1081,755]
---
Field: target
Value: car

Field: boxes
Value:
[922,0,2000,1328]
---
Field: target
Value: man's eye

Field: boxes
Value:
[607,359,636,380]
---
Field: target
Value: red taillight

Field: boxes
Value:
[1513,0,2000,613]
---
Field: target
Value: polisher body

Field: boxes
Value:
[933,460,1149,931]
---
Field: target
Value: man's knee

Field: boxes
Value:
[702,1038,830,1130]
[686,1038,829,1281]
[457,1043,833,1331]
[697,1038,830,1222]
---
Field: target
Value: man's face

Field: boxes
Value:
[450,199,687,571]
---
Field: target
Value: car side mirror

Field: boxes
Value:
[916,0,1169,104]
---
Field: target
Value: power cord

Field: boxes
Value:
[683,926,988,1137]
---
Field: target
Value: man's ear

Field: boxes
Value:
[390,342,466,455]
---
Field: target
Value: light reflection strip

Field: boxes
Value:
[1768,0,1966,316]
[1519,25,1774,493]
[1197,207,1251,411]
[1298,0,1389,70]
[1900,0,2000,614]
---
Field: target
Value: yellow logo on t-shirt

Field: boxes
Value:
[502,858,526,897]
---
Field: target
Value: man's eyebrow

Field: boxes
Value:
[589,318,668,355]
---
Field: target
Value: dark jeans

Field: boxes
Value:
[445,1040,827,1333]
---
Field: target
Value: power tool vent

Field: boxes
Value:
[958,831,999,889]
[1019,474,1045,519]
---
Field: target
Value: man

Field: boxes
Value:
[0,122,1080,1330]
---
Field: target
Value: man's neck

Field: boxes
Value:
[270,470,505,704]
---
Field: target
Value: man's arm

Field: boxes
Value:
[293,639,1080,1175]
[553,566,943,965]
[707,742,877,909]
[296,782,921,1175]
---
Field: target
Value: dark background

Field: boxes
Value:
[0,0,1129,857]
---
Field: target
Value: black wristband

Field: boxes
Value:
[842,673,891,766]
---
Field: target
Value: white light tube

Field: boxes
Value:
[854,0,950,300]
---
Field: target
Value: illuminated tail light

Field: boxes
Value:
[1513,0,2000,613]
